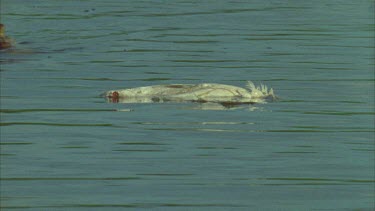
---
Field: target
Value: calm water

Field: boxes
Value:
[1,0,374,210]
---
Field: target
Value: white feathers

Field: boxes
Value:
[246,81,275,99]
[246,81,257,91]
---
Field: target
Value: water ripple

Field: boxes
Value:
[0,122,112,127]
[0,108,116,113]
[1,203,245,209]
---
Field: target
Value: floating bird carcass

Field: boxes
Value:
[103,81,276,105]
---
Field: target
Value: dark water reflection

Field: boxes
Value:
[1,0,374,210]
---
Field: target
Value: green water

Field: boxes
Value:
[1,0,374,210]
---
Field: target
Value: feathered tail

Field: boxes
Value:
[246,81,276,101]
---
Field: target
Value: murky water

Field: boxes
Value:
[1,0,374,210]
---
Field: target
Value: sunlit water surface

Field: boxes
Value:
[1,0,374,210]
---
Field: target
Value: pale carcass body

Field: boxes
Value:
[104,81,276,104]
